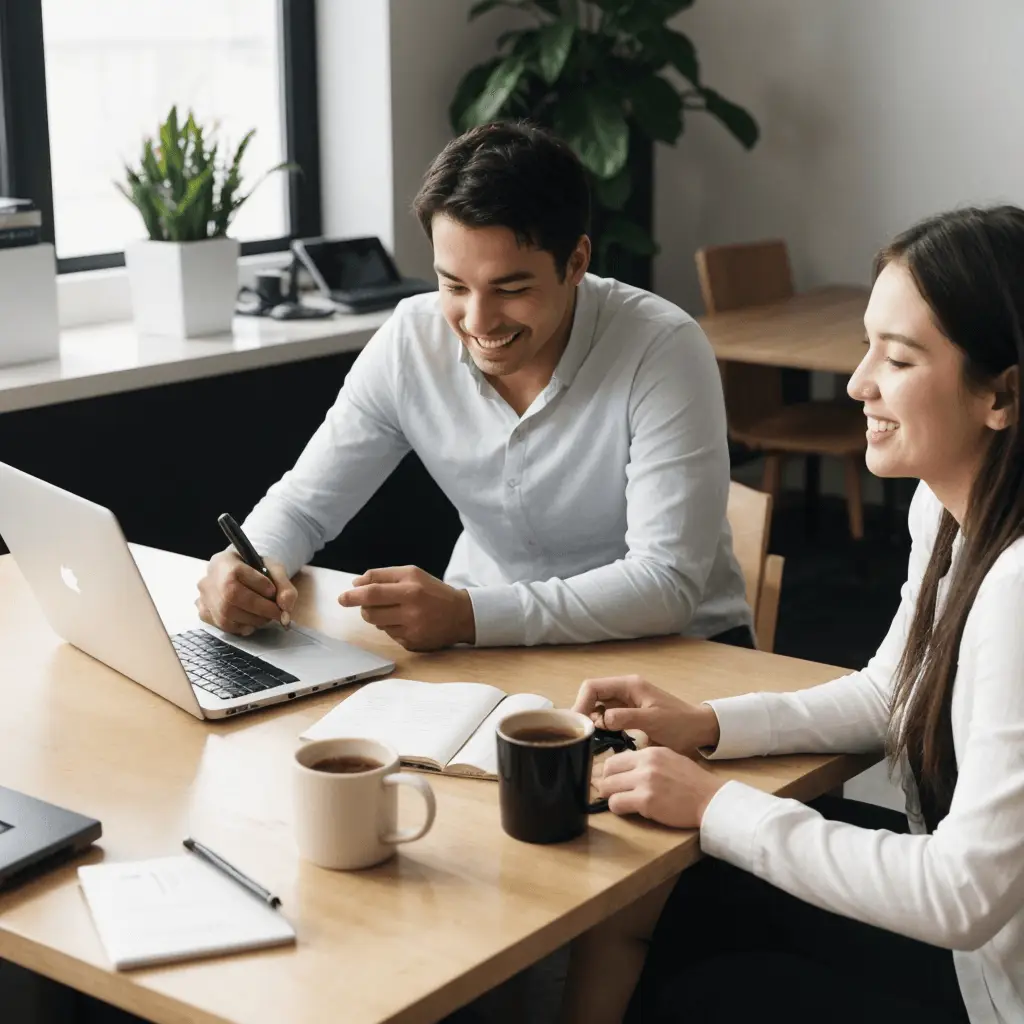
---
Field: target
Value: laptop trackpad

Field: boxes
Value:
[232,625,318,652]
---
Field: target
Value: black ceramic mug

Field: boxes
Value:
[496,709,608,844]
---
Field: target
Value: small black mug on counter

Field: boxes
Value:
[496,709,610,844]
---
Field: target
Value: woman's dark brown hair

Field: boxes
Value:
[881,206,1024,831]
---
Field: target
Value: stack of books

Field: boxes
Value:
[0,197,42,249]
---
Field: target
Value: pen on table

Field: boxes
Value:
[217,512,290,628]
[183,837,282,910]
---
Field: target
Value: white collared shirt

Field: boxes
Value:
[702,482,1024,1023]
[242,273,751,647]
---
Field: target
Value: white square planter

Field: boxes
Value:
[0,243,59,367]
[125,237,240,337]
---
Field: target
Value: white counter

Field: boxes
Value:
[0,309,389,414]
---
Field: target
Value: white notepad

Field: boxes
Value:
[78,855,296,970]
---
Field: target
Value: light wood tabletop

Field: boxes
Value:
[699,285,870,375]
[0,546,874,1024]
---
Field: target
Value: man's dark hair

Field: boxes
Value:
[413,121,590,278]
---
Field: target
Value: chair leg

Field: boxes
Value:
[761,454,783,504]
[804,454,821,537]
[843,455,865,540]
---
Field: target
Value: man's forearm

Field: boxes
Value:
[467,559,695,648]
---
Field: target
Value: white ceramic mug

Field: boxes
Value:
[292,738,436,869]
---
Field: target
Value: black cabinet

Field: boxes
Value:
[0,354,462,578]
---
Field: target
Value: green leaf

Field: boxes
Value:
[496,28,523,50]
[117,105,294,241]
[450,60,500,133]
[555,89,629,179]
[597,215,658,257]
[653,0,696,16]
[701,86,759,148]
[468,0,509,20]
[536,22,574,83]
[645,27,699,83]
[615,0,694,30]
[466,54,527,125]
[591,165,631,211]
[629,74,683,143]
[470,0,561,21]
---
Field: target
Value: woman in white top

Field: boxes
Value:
[560,206,1024,1024]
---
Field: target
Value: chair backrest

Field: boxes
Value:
[695,240,794,431]
[695,239,794,314]
[725,480,771,611]
[725,480,784,653]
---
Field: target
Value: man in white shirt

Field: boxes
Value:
[196,122,751,651]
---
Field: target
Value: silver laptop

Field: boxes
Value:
[0,463,394,720]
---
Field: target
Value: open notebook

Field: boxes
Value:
[300,678,553,779]
[78,855,296,970]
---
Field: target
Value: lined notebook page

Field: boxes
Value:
[300,678,506,767]
[446,692,554,777]
[78,856,295,970]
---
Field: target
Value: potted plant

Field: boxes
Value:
[118,106,296,337]
[450,0,758,289]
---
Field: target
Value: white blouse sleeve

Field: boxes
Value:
[700,490,1024,950]
[703,482,941,760]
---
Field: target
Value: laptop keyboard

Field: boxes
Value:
[171,629,299,701]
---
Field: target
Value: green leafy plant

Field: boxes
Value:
[450,0,759,265]
[117,106,297,243]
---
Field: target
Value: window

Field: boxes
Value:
[0,0,321,272]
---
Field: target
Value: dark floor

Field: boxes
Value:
[770,491,911,670]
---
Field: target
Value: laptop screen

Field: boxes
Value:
[301,238,399,290]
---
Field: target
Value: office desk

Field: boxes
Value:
[699,285,870,375]
[0,547,874,1024]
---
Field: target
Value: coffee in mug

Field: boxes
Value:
[309,755,384,774]
[502,725,585,746]
[496,709,600,844]
[293,738,436,869]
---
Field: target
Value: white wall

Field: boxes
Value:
[322,0,1024,306]
[317,0,395,247]
[653,0,1024,312]
[317,0,526,274]
[386,0,527,279]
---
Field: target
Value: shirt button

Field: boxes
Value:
[507,479,518,489]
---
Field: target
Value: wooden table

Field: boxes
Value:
[699,285,869,375]
[0,546,874,1024]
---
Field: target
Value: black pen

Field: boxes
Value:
[183,837,282,910]
[217,512,290,628]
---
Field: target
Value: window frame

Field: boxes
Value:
[0,0,322,273]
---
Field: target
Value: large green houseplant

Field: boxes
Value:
[450,0,758,287]
[119,106,296,337]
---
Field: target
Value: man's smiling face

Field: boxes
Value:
[431,213,586,379]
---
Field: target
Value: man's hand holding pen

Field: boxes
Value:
[196,549,297,636]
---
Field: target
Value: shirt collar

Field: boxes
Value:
[456,274,600,394]
[550,273,598,392]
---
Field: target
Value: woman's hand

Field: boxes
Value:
[595,747,726,828]
[573,675,721,754]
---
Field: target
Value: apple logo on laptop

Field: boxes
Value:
[60,564,81,594]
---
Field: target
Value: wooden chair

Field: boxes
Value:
[696,240,868,540]
[726,480,784,653]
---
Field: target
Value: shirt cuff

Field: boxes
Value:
[699,779,781,873]
[466,584,526,647]
[700,693,773,760]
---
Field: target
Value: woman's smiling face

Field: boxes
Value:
[848,260,1007,504]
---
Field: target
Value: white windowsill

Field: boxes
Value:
[0,301,389,415]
